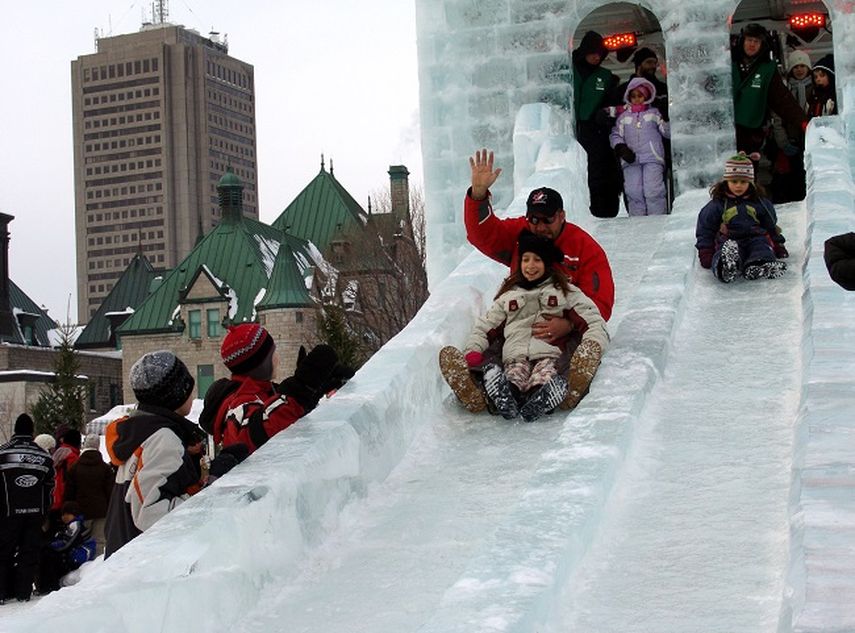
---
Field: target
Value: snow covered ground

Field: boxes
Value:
[4,120,853,632]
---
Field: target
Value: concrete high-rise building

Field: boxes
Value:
[71,23,258,322]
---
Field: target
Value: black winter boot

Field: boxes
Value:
[483,364,520,419]
[716,240,740,283]
[520,375,569,422]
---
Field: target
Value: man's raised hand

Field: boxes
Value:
[469,148,502,200]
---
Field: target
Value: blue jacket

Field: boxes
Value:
[695,195,782,251]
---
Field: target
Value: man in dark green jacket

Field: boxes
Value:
[573,31,621,218]
[732,23,806,157]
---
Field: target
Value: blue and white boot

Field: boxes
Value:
[483,363,520,419]
[716,239,740,283]
[520,375,569,422]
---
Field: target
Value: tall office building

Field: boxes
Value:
[71,22,258,321]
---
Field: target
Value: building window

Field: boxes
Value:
[89,383,97,412]
[207,309,221,337]
[188,309,202,339]
[197,364,214,398]
[295,311,303,323]
[109,383,121,407]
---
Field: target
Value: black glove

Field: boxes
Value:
[278,344,341,411]
[320,362,355,394]
[208,443,250,480]
[614,143,636,163]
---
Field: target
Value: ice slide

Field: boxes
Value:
[7,108,853,633]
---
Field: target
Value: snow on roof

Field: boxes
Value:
[254,234,281,278]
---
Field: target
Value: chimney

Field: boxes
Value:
[388,165,410,228]
[0,213,18,342]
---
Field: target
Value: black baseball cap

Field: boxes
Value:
[526,187,563,218]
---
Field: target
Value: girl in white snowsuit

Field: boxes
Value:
[609,77,670,215]
[463,230,609,421]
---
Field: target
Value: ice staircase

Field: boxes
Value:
[7,106,853,633]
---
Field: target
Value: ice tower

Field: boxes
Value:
[415,0,847,285]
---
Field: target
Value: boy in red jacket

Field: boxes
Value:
[200,324,353,455]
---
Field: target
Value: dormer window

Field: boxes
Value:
[207,308,221,337]
[188,309,202,339]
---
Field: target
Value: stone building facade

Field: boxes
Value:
[0,344,123,442]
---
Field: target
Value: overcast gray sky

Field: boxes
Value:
[2,1,421,323]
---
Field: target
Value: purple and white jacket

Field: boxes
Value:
[609,77,670,165]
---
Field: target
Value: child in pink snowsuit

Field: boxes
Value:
[609,77,670,216]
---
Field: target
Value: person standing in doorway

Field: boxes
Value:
[731,23,806,159]
[572,31,621,218]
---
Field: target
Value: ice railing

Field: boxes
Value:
[784,115,855,633]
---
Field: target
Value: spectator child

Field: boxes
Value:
[199,324,354,456]
[808,55,837,118]
[695,153,788,283]
[463,230,609,421]
[609,77,670,216]
[34,434,56,454]
[786,50,813,112]
[51,428,81,514]
[104,351,202,558]
[36,501,95,594]
[64,434,114,556]
[770,50,812,204]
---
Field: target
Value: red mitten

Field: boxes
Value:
[774,242,789,259]
[464,351,484,368]
[698,248,713,269]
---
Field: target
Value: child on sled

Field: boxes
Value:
[695,153,788,283]
[453,230,609,422]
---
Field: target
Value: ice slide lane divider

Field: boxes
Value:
[784,117,855,633]
[418,206,699,633]
[3,248,513,632]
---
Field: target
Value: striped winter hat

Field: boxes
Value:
[723,153,755,182]
[221,323,275,375]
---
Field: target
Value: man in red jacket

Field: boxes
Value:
[440,149,615,413]
[465,148,614,326]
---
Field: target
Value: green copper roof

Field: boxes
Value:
[258,235,315,310]
[271,166,368,252]
[75,253,159,349]
[9,281,58,346]
[118,216,316,336]
[218,168,242,188]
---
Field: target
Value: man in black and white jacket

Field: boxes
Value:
[0,413,55,603]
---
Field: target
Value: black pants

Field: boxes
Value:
[0,515,43,600]
[577,120,621,218]
[37,548,71,594]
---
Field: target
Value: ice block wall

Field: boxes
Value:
[415,0,855,287]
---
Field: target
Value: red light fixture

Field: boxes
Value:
[789,12,827,43]
[603,32,638,50]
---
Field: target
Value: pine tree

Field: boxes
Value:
[317,303,366,369]
[32,322,86,435]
